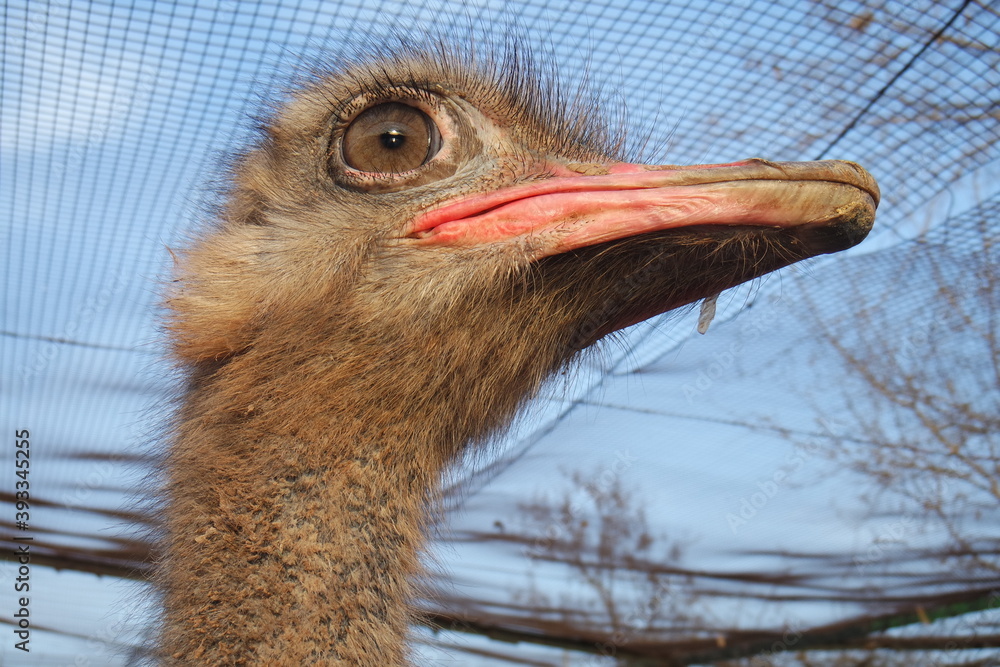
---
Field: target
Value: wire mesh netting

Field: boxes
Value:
[2,1,999,664]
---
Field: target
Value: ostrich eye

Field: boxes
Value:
[342,102,442,174]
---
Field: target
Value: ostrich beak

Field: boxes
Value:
[408,159,879,259]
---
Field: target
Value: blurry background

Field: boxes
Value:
[2,0,998,664]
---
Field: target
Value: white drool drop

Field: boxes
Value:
[697,292,720,334]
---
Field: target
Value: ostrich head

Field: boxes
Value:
[168,43,877,457]
[160,40,878,664]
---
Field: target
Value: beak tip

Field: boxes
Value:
[794,202,876,256]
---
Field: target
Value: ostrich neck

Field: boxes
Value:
[159,343,464,665]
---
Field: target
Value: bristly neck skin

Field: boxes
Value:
[160,415,433,665]
[158,276,570,665]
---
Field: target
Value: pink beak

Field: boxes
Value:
[408,158,879,258]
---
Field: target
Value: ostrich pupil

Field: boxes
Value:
[381,130,406,149]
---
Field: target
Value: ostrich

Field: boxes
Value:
[159,42,878,664]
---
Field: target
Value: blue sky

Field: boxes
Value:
[2,1,998,664]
